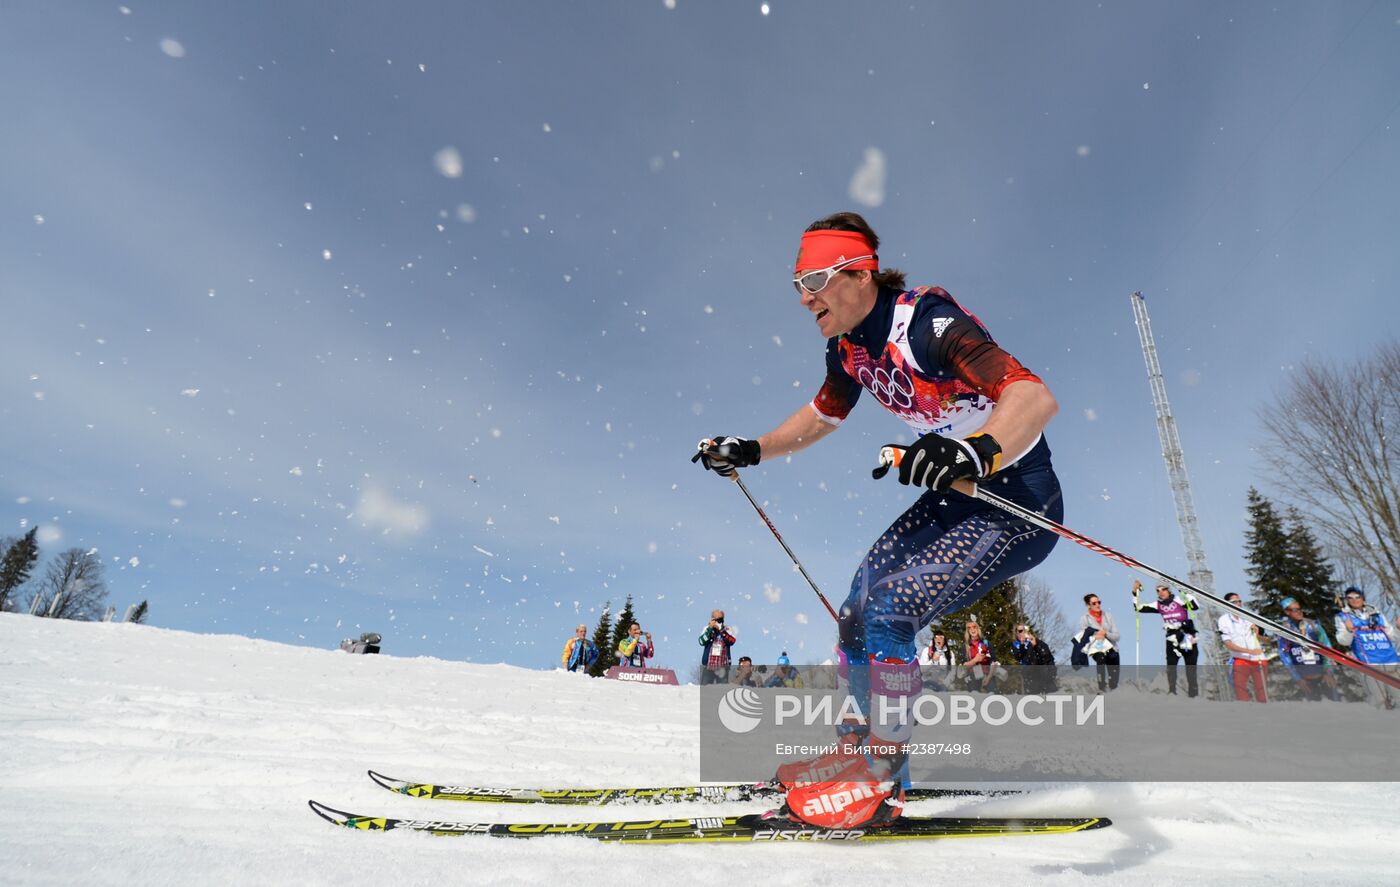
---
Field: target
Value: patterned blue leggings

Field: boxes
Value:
[839,466,1063,729]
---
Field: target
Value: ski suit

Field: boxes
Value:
[808,286,1061,750]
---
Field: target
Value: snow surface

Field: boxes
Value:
[2,613,1393,886]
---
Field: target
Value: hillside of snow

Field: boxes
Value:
[2,613,1394,886]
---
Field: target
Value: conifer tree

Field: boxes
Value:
[0,527,41,612]
[1284,508,1337,625]
[1243,487,1294,620]
[587,602,615,676]
[126,600,149,624]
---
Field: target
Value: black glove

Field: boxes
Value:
[896,433,984,490]
[692,436,760,478]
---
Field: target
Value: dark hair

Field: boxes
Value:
[804,212,907,290]
[1084,593,1100,605]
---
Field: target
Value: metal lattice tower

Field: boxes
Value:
[1130,292,1228,699]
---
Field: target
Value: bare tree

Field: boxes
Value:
[29,548,108,621]
[1015,573,1071,654]
[1259,342,1400,612]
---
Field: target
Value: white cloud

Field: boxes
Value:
[353,486,429,536]
[848,147,886,207]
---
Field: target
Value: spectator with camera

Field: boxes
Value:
[1276,597,1339,702]
[962,621,999,693]
[617,622,655,669]
[1011,624,1057,694]
[561,624,598,673]
[1334,586,1399,710]
[730,656,758,687]
[698,609,738,685]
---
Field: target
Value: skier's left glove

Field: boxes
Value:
[692,436,760,478]
[895,432,1001,491]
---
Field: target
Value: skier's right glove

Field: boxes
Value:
[692,436,760,478]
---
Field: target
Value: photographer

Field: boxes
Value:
[1277,597,1339,702]
[698,609,738,685]
[617,623,655,669]
[962,621,999,693]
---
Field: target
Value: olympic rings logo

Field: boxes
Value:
[856,365,914,409]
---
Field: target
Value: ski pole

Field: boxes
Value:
[874,445,1400,692]
[1132,581,1142,691]
[696,440,840,623]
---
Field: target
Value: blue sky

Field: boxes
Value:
[2,2,1397,669]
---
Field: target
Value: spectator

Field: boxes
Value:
[962,622,998,693]
[1334,586,1399,710]
[1218,591,1269,703]
[1074,593,1120,692]
[561,624,598,674]
[617,623,655,669]
[764,652,804,688]
[1011,624,1057,694]
[918,630,958,691]
[1133,580,1201,697]
[1276,597,1340,702]
[698,609,738,685]
[731,656,758,687]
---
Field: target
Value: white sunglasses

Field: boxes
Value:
[792,255,875,295]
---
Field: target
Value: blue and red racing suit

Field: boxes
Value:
[811,286,1062,753]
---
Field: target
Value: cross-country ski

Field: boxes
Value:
[366,769,1015,805]
[309,799,1110,843]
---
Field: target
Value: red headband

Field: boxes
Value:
[794,230,879,275]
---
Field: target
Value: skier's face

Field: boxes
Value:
[1156,587,1171,601]
[797,268,871,338]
